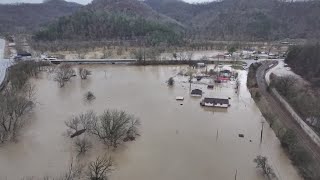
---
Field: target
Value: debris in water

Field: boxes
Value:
[176,96,184,101]
[238,134,244,138]
[70,129,86,138]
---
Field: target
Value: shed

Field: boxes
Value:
[17,53,32,57]
[191,89,203,97]
[207,85,214,89]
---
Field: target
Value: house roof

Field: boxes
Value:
[203,98,229,105]
[191,89,202,95]
[17,53,32,57]
[221,69,231,74]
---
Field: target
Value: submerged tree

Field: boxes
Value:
[65,110,140,149]
[78,67,92,80]
[0,83,35,143]
[254,155,276,179]
[84,91,96,101]
[91,110,140,148]
[74,137,92,156]
[54,64,75,87]
[87,155,113,180]
[65,110,96,134]
[167,77,174,86]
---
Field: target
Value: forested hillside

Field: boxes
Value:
[285,44,320,86]
[145,0,320,41]
[0,0,82,33]
[31,0,320,44]
[33,0,183,46]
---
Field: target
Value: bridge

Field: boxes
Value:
[50,59,138,64]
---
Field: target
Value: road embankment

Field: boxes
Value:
[248,60,320,180]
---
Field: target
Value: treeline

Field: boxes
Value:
[33,10,183,46]
[285,44,320,86]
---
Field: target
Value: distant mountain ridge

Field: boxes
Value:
[0,0,82,33]
[145,0,320,41]
[32,0,320,43]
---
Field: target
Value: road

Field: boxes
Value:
[0,39,14,88]
[50,59,137,64]
[0,39,11,85]
[256,61,320,164]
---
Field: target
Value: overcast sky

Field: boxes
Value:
[0,0,213,5]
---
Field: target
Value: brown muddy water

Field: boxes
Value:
[0,65,300,180]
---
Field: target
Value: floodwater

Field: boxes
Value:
[0,64,301,180]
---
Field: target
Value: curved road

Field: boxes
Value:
[256,61,320,165]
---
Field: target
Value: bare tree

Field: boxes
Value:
[254,155,276,179]
[0,83,35,142]
[87,156,113,180]
[78,67,92,80]
[65,110,96,136]
[271,75,296,97]
[66,110,140,148]
[90,110,140,148]
[54,64,75,87]
[186,51,194,61]
[74,137,92,156]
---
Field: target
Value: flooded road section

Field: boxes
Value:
[0,65,300,180]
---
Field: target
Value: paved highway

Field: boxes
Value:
[0,39,12,85]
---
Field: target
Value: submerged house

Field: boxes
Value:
[200,98,230,108]
[191,89,203,97]
[14,52,32,61]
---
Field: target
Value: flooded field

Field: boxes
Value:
[0,65,300,180]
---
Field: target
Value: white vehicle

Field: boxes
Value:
[44,57,57,61]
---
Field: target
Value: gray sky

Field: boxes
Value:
[0,0,213,5]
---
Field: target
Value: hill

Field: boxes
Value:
[0,0,82,34]
[285,44,320,86]
[145,0,320,41]
[33,0,184,46]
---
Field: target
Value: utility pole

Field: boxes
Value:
[234,169,237,180]
[216,129,219,141]
[260,121,265,143]
[143,42,146,64]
